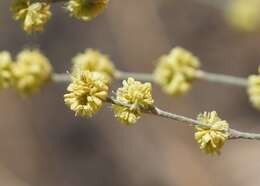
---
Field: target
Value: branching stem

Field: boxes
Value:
[51,70,260,141]
[106,97,260,141]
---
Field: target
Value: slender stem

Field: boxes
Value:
[229,129,260,140]
[116,70,250,88]
[53,69,249,88]
[106,97,260,141]
[115,70,154,82]
[52,73,70,83]
[52,71,154,83]
[107,97,204,126]
[196,70,248,87]
[53,70,248,88]
[149,107,201,126]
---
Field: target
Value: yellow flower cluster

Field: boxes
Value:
[112,78,154,126]
[11,0,52,34]
[12,49,52,95]
[64,71,109,117]
[10,0,109,33]
[248,67,260,110]
[195,111,230,155]
[225,0,260,32]
[0,52,14,90]
[154,47,200,96]
[0,49,52,96]
[71,49,115,82]
[66,0,109,21]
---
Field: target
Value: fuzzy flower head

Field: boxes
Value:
[64,71,109,117]
[195,111,230,155]
[11,0,52,34]
[225,0,260,32]
[112,78,154,126]
[154,47,200,96]
[66,0,109,21]
[0,51,14,90]
[71,49,115,82]
[12,49,52,96]
[248,67,260,110]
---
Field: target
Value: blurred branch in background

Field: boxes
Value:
[192,0,228,11]
[52,69,249,87]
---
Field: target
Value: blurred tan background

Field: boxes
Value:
[1,0,260,185]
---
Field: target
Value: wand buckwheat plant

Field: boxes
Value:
[4,0,260,158]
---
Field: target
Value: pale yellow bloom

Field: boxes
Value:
[248,67,260,110]
[66,0,109,21]
[154,47,200,96]
[71,49,114,82]
[13,49,52,95]
[64,71,108,117]
[195,111,230,155]
[225,0,260,32]
[0,51,14,90]
[11,0,52,34]
[112,78,154,126]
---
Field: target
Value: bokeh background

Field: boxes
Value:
[0,0,260,185]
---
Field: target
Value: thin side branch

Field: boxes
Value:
[196,70,248,88]
[229,129,260,140]
[106,97,260,141]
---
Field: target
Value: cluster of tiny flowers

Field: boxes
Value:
[112,78,154,126]
[65,49,114,117]
[64,71,109,117]
[225,0,260,32]
[11,0,109,34]
[12,49,52,95]
[0,49,52,96]
[154,47,200,96]
[0,52,14,90]
[71,49,115,82]
[195,111,230,155]
[248,67,260,110]
[11,0,52,34]
[66,0,109,21]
